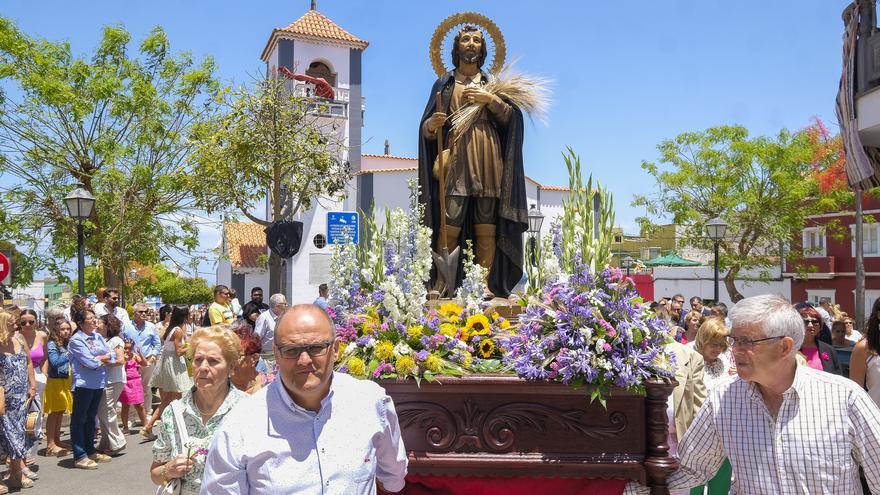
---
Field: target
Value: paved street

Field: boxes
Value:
[23,428,156,494]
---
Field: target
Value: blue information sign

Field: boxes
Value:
[327,211,359,245]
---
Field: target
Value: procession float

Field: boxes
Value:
[329,12,678,495]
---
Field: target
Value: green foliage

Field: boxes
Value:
[633,124,848,301]
[0,18,218,287]
[190,74,348,223]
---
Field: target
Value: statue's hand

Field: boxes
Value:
[427,111,447,133]
[462,86,495,105]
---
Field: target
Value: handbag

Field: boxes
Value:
[24,397,39,438]
[155,401,190,495]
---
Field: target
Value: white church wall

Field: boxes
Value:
[652,266,791,306]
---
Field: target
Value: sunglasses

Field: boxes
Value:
[802,319,820,326]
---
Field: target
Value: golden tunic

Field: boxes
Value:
[445,71,512,198]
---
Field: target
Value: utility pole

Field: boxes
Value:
[855,186,866,331]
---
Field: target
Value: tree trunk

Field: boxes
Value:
[103,265,122,293]
[723,268,744,303]
[269,250,283,295]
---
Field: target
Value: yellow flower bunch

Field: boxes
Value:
[424,354,442,372]
[395,355,417,375]
[375,340,394,361]
[336,342,347,361]
[406,325,424,339]
[348,357,366,377]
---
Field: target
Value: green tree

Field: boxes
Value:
[190,72,348,294]
[634,124,848,302]
[0,19,218,288]
[87,263,212,306]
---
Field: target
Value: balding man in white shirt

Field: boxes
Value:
[201,304,408,494]
[627,294,880,494]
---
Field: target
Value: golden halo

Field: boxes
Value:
[429,12,506,78]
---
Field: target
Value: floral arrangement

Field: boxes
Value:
[335,300,511,381]
[502,264,675,403]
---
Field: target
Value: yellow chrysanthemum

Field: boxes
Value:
[424,354,442,372]
[466,314,491,337]
[375,341,394,361]
[347,357,366,377]
[478,339,496,358]
[491,312,500,321]
[439,322,459,337]
[406,325,424,339]
[395,355,417,376]
[499,319,511,329]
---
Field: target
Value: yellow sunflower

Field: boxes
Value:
[439,302,463,321]
[478,339,496,358]
[465,314,491,337]
[375,341,394,361]
[439,322,459,338]
[347,357,366,377]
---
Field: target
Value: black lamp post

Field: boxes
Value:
[527,204,544,266]
[64,185,96,296]
[622,255,634,277]
[705,217,728,303]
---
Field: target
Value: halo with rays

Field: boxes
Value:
[429,12,506,77]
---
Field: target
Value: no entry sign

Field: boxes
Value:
[0,251,9,284]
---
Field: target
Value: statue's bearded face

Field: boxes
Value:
[453,28,486,67]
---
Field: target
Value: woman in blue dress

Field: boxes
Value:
[0,312,37,489]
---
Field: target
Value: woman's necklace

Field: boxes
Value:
[194,386,229,423]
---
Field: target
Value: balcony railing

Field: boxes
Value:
[285,80,365,120]
[852,1,880,95]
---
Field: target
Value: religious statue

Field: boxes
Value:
[418,15,530,299]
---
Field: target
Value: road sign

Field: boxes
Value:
[0,251,10,285]
[327,211,359,245]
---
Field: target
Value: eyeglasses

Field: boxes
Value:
[276,342,333,359]
[802,319,820,326]
[725,335,784,349]
[135,310,147,314]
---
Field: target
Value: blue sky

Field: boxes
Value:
[2,0,850,283]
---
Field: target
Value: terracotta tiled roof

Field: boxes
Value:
[362,153,417,161]
[224,222,267,271]
[357,166,417,175]
[261,10,368,61]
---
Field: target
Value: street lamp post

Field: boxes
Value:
[622,256,634,277]
[705,217,728,303]
[527,204,545,266]
[63,185,96,296]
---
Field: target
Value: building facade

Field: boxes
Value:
[786,194,880,319]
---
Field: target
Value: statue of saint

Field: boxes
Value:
[418,25,528,298]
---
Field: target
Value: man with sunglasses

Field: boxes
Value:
[202,304,408,493]
[626,294,880,494]
[93,288,130,324]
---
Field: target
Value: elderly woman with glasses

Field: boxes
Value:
[150,325,245,495]
[795,303,842,375]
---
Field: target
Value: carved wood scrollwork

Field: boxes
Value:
[398,398,628,453]
[397,401,457,450]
